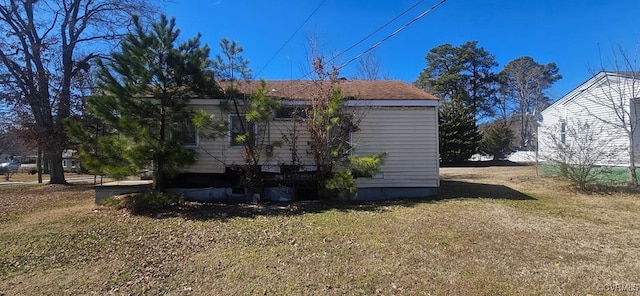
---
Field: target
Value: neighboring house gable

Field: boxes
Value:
[538,71,640,166]
[182,80,440,200]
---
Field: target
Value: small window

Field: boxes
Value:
[230,114,255,146]
[181,121,198,147]
[62,160,67,167]
[275,106,308,120]
[71,160,76,168]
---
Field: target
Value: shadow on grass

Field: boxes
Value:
[437,180,535,201]
[127,180,534,221]
[440,160,530,168]
[133,199,424,221]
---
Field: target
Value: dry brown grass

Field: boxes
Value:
[1,165,640,295]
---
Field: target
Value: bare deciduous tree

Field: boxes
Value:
[499,56,561,150]
[0,0,160,184]
[541,119,621,191]
[351,51,390,80]
[581,46,640,186]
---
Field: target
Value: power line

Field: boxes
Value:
[298,0,447,80]
[329,0,428,69]
[337,0,447,73]
[254,0,327,78]
[245,0,448,102]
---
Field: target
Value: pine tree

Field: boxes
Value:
[75,15,219,192]
[439,100,481,163]
[480,121,514,160]
[415,41,498,122]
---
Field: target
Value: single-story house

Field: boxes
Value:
[538,71,640,166]
[173,80,440,201]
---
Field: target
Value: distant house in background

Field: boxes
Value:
[175,80,440,201]
[538,71,640,166]
[0,134,37,173]
[62,149,80,173]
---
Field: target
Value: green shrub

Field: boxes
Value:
[321,171,357,200]
[349,153,387,178]
[318,153,387,200]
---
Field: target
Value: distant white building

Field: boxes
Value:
[538,71,640,166]
[62,149,80,172]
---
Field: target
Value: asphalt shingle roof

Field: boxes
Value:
[224,80,438,101]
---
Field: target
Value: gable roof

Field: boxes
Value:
[542,71,640,115]
[221,80,439,101]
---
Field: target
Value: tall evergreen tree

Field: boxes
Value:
[416,41,495,163]
[439,100,482,163]
[480,121,514,159]
[415,41,498,121]
[75,15,219,191]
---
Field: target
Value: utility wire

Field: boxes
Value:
[249,0,448,102]
[297,0,447,81]
[254,0,327,78]
[328,0,427,70]
[336,0,447,72]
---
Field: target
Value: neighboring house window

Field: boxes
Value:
[62,160,67,167]
[181,121,198,147]
[71,160,76,168]
[275,106,308,120]
[560,120,566,144]
[229,114,255,146]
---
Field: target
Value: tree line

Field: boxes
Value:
[415,41,561,163]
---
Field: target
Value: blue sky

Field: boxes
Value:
[164,0,640,101]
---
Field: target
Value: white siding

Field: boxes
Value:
[353,107,439,188]
[539,73,640,166]
[185,104,226,173]
[184,104,315,173]
[185,103,440,189]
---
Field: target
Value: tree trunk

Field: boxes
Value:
[47,148,67,184]
[154,158,165,192]
[629,150,638,186]
[37,147,42,184]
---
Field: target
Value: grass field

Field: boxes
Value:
[1,166,640,295]
[538,163,640,184]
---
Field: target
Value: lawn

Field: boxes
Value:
[1,166,640,295]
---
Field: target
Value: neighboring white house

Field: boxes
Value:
[176,80,440,201]
[538,71,640,166]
